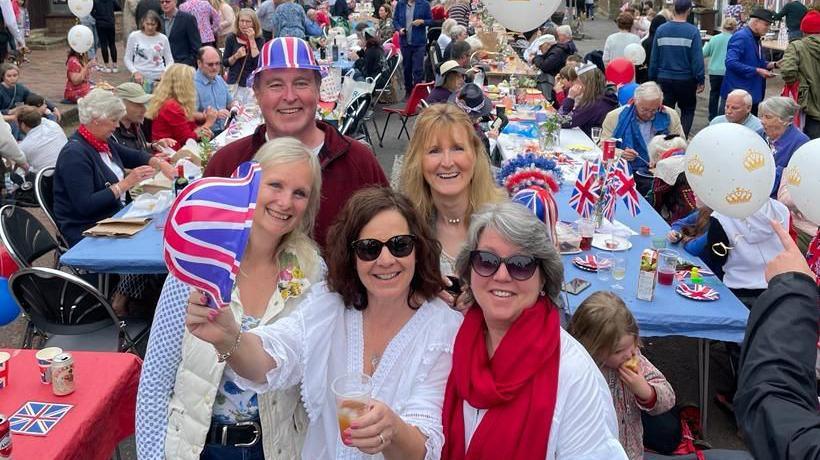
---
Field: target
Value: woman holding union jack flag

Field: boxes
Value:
[137,138,325,460]
[184,187,462,459]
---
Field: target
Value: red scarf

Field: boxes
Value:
[442,297,560,460]
[78,124,111,157]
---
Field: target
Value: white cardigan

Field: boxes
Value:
[136,249,322,460]
[463,329,628,459]
[236,282,463,460]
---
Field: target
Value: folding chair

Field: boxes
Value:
[379,81,434,146]
[367,52,402,148]
[0,205,71,348]
[340,92,374,146]
[9,267,150,353]
[34,167,69,249]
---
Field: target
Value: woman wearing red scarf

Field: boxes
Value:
[222,9,265,106]
[442,202,626,460]
[53,88,175,247]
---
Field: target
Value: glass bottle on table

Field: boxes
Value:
[174,164,188,196]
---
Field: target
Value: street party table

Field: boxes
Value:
[0,349,141,460]
[499,122,749,436]
[60,206,166,275]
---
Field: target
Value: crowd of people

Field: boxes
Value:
[0,0,819,458]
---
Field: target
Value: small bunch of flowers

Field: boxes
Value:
[277,253,309,301]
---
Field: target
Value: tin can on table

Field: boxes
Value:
[0,352,9,390]
[602,138,616,162]
[0,413,11,459]
[51,352,74,396]
[35,347,62,385]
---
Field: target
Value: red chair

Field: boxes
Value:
[378,82,433,147]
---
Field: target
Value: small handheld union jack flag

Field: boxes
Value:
[610,158,641,217]
[569,160,601,218]
[163,162,262,308]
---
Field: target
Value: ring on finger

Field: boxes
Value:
[378,433,385,445]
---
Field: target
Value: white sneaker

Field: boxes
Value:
[112,65,119,73]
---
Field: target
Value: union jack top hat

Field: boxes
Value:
[248,37,322,85]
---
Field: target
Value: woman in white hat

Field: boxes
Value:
[427,60,466,104]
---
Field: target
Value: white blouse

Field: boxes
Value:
[235,282,463,460]
[463,329,628,460]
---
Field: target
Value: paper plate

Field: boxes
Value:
[675,283,720,301]
[592,235,632,251]
[572,255,612,271]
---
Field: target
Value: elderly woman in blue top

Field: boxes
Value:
[136,137,325,460]
[53,88,175,247]
[600,81,684,196]
[758,96,809,197]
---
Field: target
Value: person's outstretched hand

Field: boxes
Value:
[765,219,816,283]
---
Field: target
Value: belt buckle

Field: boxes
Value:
[234,420,261,447]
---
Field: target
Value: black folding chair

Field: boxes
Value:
[340,92,374,147]
[34,167,69,250]
[8,267,149,353]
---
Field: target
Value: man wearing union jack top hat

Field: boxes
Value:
[205,37,388,248]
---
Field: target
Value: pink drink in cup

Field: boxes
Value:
[657,249,679,286]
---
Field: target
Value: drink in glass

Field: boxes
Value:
[595,251,611,282]
[611,257,626,290]
[657,249,679,286]
[332,373,372,442]
[590,127,601,145]
[578,218,595,251]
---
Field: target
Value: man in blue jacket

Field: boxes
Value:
[159,0,202,67]
[393,0,433,98]
[721,8,777,115]
[648,0,704,137]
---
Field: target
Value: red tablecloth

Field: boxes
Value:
[0,349,142,460]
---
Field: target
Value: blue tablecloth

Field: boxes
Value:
[60,205,167,275]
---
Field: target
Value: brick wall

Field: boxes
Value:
[45,12,126,39]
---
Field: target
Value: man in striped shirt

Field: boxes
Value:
[447,0,470,28]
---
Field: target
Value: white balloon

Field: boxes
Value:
[484,0,561,32]
[68,0,93,18]
[624,43,646,65]
[684,123,775,219]
[784,138,820,226]
[67,25,94,54]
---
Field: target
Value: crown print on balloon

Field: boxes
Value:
[785,165,801,187]
[725,187,753,205]
[743,149,766,172]
[687,154,705,176]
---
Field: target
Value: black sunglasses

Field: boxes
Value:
[469,250,540,281]
[351,235,416,261]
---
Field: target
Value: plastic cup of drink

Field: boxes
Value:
[332,373,372,442]
[657,249,679,286]
[154,209,168,230]
[0,351,9,389]
[35,347,62,385]
[578,218,595,251]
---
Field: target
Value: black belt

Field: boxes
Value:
[206,420,261,447]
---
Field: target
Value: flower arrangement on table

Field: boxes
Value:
[277,252,310,301]
[198,138,214,170]
[538,113,572,151]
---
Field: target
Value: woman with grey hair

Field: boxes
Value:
[441,201,627,459]
[758,96,809,197]
[441,25,468,61]
[53,88,175,246]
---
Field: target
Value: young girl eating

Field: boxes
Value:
[569,291,676,460]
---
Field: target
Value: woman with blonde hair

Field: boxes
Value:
[210,0,236,47]
[558,64,619,136]
[399,104,506,300]
[223,9,264,105]
[148,63,217,146]
[137,137,324,460]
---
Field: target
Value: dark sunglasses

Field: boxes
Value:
[351,235,416,261]
[469,250,540,281]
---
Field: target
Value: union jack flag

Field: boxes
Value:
[9,401,73,436]
[569,160,601,218]
[676,283,720,301]
[610,159,641,217]
[163,162,262,308]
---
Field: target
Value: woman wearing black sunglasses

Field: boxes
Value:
[185,187,463,459]
[441,201,626,459]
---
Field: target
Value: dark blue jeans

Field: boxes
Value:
[708,74,724,121]
[200,442,264,460]
[401,44,426,96]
